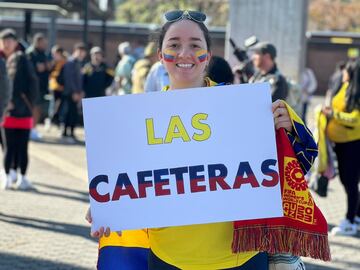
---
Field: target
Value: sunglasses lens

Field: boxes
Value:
[164,10,206,23]
[165,10,184,22]
[188,11,206,22]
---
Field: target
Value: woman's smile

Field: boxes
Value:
[176,63,194,69]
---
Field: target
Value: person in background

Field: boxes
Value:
[132,40,145,60]
[249,42,288,102]
[131,42,158,94]
[115,42,136,95]
[0,29,38,190]
[0,53,11,187]
[27,33,51,141]
[83,47,114,98]
[61,42,86,143]
[207,56,234,84]
[0,56,10,125]
[47,45,67,127]
[325,61,346,107]
[144,61,169,92]
[324,60,360,236]
[300,67,317,124]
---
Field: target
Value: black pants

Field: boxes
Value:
[51,91,64,125]
[2,128,30,175]
[334,140,360,223]
[61,95,78,136]
[148,249,268,270]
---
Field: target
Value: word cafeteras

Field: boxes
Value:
[89,161,279,203]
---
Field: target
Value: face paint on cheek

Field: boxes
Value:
[163,48,177,62]
[195,49,208,62]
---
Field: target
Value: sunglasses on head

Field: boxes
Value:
[164,10,206,23]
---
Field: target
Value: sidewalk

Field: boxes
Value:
[0,127,97,270]
[0,96,359,269]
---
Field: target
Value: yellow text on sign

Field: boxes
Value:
[146,113,211,145]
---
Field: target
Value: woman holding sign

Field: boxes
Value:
[87,10,322,270]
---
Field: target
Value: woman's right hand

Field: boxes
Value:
[85,207,121,238]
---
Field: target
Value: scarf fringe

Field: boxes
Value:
[232,225,331,261]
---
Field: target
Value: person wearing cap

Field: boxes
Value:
[82,46,114,98]
[249,42,288,102]
[27,32,51,141]
[115,41,136,95]
[131,42,158,94]
[0,28,39,190]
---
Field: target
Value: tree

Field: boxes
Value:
[115,0,360,32]
[115,0,229,26]
[308,0,360,32]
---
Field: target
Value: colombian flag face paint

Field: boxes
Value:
[195,49,208,62]
[163,48,177,62]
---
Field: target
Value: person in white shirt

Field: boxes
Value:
[300,67,318,124]
[144,61,169,92]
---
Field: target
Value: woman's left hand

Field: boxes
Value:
[272,100,293,132]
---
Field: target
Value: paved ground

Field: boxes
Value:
[0,96,359,270]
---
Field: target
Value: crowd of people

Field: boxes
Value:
[0,8,359,269]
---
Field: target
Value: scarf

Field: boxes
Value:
[232,105,331,261]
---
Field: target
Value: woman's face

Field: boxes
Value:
[159,20,211,88]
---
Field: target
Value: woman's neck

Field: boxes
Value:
[169,76,205,90]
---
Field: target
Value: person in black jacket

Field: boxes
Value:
[0,29,39,190]
[82,47,114,98]
[61,42,86,142]
[0,55,11,185]
[249,42,288,102]
[0,57,10,121]
[27,33,51,140]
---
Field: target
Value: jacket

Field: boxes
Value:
[6,51,39,118]
[250,64,288,102]
[0,57,10,118]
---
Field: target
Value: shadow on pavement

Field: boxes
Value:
[32,137,85,146]
[0,251,91,270]
[30,189,89,203]
[33,182,89,197]
[0,212,95,242]
[30,182,89,203]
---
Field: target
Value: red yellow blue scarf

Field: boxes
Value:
[232,103,330,261]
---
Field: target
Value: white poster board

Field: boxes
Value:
[83,83,283,232]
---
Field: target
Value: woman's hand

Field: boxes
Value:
[272,100,293,132]
[85,207,121,238]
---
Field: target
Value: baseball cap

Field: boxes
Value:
[0,28,17,40]
[252,42,277,59]
[90,46,102,55]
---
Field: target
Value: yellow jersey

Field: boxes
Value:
[327,82,360,143]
